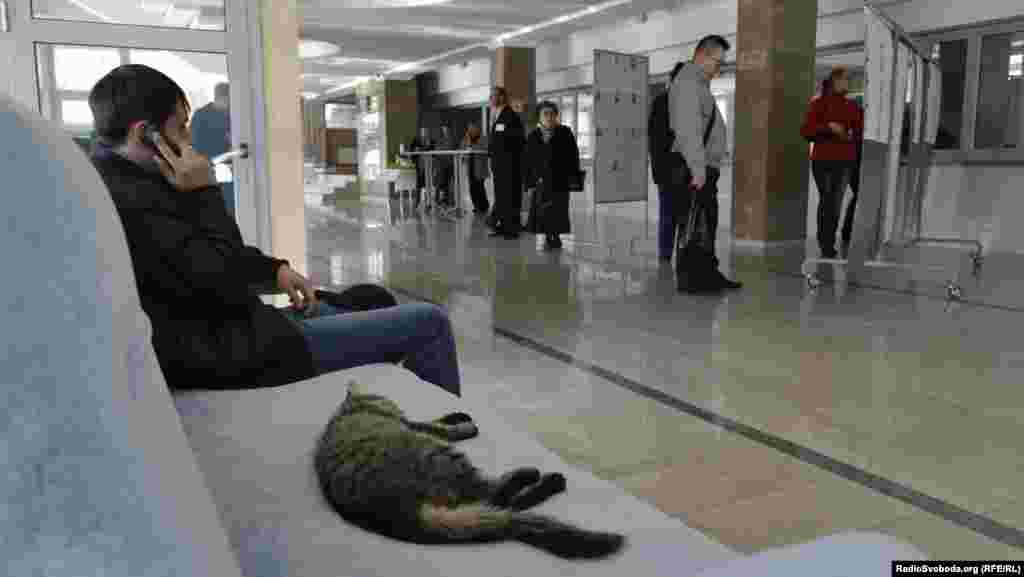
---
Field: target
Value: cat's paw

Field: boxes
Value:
[498,467,542,488]
[436,412,474,426]
[447,421,479,441]
[492,468,542,508]
[507,472,568,511]
[346,381,369,396]
[538,472,567,495]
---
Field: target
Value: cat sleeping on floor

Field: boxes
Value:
[314,382,626,560]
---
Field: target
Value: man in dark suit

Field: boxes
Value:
[487,86,525,238]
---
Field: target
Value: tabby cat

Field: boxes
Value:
[314,382,626,560]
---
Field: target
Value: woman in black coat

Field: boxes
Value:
[524,100,582,250]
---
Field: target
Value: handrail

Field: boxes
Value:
[402,149,488,156]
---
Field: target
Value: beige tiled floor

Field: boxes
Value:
[871,507,1023,561]
[305,194,1024,558]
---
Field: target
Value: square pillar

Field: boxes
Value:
[733,0,818,247]
[259,0,306,275]
[493,46,536,128]
[384,79,418,169]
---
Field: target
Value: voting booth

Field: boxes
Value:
[803,4,980,301]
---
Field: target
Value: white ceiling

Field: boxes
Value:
[36,0,676,98]
[299,0,670,97]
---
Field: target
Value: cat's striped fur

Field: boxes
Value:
[313,382,626,559]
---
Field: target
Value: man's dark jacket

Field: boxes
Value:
[487,105,526,231]
[91,144,315,390]
[488,105,525,166]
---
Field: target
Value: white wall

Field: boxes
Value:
[535,0,1021,90]
[922,164,1024,254]
[436,58,491,94]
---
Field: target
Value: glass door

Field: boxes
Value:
[2,0,268,252]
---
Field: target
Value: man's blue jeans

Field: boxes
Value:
[657,182,678,260]
[282,301,462,396]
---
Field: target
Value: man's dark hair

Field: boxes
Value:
[492,86,508,100]
[695,35,731,55]
[214,82,230,102]
[537,100,559,115]
[89,64,190,146]
[669,62,685,81]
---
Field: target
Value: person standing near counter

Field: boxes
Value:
[463,124,490,214]
[487,86,526,239]
[407,127,434,210]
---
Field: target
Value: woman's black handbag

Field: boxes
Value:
[568,168,585,192]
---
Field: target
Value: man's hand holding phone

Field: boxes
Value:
[151,130,216,192]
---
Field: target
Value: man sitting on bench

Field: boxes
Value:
[87,64,462,396]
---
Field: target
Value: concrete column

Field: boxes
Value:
[493,46,536,128]
[384,79,418,168]
[259,0,306,275]
[733,0,818,247]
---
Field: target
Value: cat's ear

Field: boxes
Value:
[347,381,369,396]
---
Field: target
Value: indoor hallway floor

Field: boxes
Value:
[302,192,1024,559]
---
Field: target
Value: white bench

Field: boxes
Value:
[0,92,927,576]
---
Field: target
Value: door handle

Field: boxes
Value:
[212,143,249,165]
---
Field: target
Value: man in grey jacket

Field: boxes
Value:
[669,35,742,292]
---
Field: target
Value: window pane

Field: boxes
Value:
[38,43,230,160]
[325,103,357,129]
[61,99,93,126]
[560,94,575,132]
[975,31,1023,150]
[932,39,967,150]
[32,0,225,31]
[129,50,228,113]
[52,46,122,92]
[577,92,593,159]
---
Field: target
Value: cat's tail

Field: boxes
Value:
[418,504,626,560]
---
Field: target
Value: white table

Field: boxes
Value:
[403,149,489,221]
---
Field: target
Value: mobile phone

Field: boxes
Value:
[141,122,181,159]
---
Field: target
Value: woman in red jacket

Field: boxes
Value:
[801,67,864,259]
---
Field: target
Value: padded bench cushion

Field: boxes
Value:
[174,364,738,577]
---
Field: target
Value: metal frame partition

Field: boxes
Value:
[802,2,982,301]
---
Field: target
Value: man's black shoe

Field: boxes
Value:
[677,279,725,295]
[676,270,725,295]
[710,269,743,290]
[489,229,520,239]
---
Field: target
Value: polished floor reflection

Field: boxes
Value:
[304,191,1024,559]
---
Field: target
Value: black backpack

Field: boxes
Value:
[648,90,676,185]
